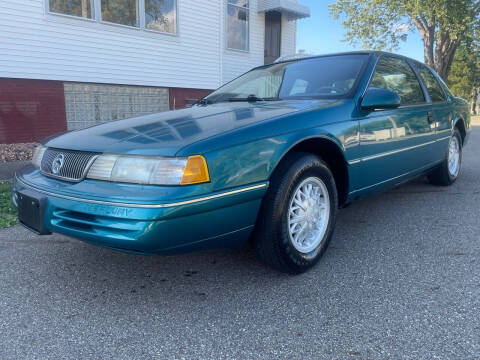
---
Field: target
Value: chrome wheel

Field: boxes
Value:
[448,135,460,177]
[287,177,330,254]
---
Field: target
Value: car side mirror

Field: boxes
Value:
[360,88,401,111]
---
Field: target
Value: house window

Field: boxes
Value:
[145,0,176,33]
[101,0,139,27]
[47,0,177,34]
[227,0,249,51]
[49,0,94,19]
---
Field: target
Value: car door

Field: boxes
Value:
[357,55,436,190]
[411,62,452,157]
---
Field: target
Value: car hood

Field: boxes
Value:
[45,100,338,156]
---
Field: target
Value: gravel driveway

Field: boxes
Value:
[1,125,479,360]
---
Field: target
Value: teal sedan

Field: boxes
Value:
[13,51,471,274]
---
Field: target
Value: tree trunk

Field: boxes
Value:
[411,18,435,68]
[472,88,479,115]
[434,34,461,81]
[422,28,435,68]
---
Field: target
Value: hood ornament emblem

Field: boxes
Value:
[52,154,65,175]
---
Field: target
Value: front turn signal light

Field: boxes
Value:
[181,155,210,185]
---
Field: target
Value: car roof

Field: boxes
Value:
[264,50,422,67]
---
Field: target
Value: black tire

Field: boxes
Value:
[427,129,462,186]
[253,152,338,274]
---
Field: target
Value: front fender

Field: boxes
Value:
[265,130,347,178]
[200,120,358,193]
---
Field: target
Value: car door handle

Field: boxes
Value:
[427,111,435,124]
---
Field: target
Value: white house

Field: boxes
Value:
[0,0,309,143]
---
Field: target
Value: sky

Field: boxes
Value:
[296,0,425,61]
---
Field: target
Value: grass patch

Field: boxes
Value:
[0,181,17,229]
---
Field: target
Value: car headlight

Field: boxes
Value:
[87,154,210,186]
[31,145,47,168]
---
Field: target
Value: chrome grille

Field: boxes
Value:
[40,148,99,182]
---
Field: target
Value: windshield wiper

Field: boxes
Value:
[228,94,266,103]
[196,98,214,105]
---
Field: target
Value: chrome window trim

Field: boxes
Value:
[15,177,268,209]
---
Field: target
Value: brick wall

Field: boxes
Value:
[0,78,67,144]
[0,80,213,144]
[169,88,213,110]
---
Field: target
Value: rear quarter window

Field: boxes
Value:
[413,63,446,102]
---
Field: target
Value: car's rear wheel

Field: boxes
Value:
[428,129,462,186]
[253,152,338,274]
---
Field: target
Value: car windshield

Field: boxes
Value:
[204,54,368,103]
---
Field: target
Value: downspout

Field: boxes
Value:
[218,0,224,87]
[294,19,297,54]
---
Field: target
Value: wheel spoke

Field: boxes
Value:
[290,222,300,232]
[287,177,331,254]
[289,215,305,224]
[306,183,312,196]
[293,198,306,210]
[294,222,307,242]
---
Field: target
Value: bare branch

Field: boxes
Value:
[412,17,427,33]
[419,15,430,30]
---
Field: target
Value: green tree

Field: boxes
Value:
[449,43,480,113]
[330,0,480,80]
[447,22,480,113]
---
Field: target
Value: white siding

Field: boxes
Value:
[281,16,296,57]
[0,0,299,89]
[221,0,298,84]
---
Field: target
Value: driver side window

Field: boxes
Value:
[370,57,425,105]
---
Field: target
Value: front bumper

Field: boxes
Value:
[13,170,267,254]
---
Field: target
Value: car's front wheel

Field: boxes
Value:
[253,153,338,274]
